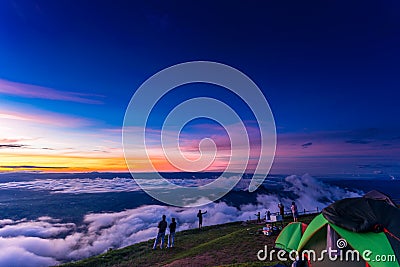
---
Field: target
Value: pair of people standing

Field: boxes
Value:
[255,211,271,222]
[153,215,177,249]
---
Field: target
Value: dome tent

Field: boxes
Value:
[275,191,400,267]
[275,222,308,252]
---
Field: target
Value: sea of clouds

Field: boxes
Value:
[0,174,362,267]
[0,176,252,194]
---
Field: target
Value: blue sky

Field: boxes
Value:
[0,0,400,175]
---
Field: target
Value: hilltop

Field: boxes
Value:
[60,214,316,267]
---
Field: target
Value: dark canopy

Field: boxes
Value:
[322,195,400,261]
[363,190,397,207]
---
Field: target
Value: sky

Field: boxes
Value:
[0,0,400,175]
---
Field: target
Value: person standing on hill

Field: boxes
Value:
[255,211,261,223]
[197,210,207,228]
[266,210,271,221]
[153,215,167,249]
[167,218,177,248]
[291,202,298,222]
[278,202,285,218]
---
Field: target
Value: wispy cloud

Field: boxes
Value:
[276,128,400,157]
[124,125,400,173]
[301,142,313,148]
[357,163,397,169]
[0,165,67,170]
[0,79,104,104]
[0,138,30,143]
[0,109,92,128]
[345,139,372,144]
[0,103,126,172]
[0,144,26,149]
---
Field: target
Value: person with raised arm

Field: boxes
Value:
[197,210,207,228]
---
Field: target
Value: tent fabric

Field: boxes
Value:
[275,222,307,252]
[363,190,396,207]
[330,223,398,267]
[277,194,400,267]
[297,214,328,251]
[322,197,400,233]
[326,224,340,252]
[322,196,400,262]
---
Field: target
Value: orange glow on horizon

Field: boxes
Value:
[0,153,129,173]
[0,152,233,173]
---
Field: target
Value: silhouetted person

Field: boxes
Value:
[153,215,167,249]
[291,201,298,222]
[167,218,176,248]
[255,211,261,223]
[266,210,271,221]
[278,202,285,217]
[197,210,207,228]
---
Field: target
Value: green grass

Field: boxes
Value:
[60,214,316,267]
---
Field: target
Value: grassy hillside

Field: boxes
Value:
[60,214,316,267]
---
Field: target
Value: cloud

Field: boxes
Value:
[134,122,266,173]
[301,142,312,148]
[0,144,26,149]
[0,176,251,194]
[0,246,58,267]
[283,174,361,209]
[0,138,29,144]
[0,221,75,238]
[0,109,93,128]
[0,104,126,172]
[0,79,103,104]
[0,174,363,266]
[0,177,140,194]
[0,145,55,152]
[0,166,66,170]
[120,124,400,174]
[276,128,400,159]
[357,164,396,169]
[0,220,15,226]
[345,139,372,144]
